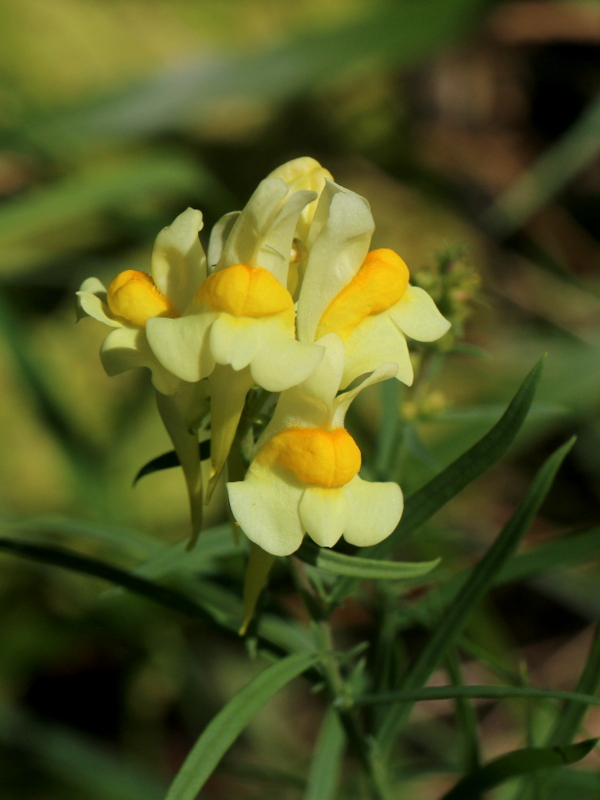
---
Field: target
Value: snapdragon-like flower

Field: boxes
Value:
[227,334,403,556]
[76,208,208,543]
[297,182,451,388]
[76,207,206,395]
[146,160,328,492]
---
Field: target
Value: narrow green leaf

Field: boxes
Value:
[376,436,574,752]
[353,684,600,709]
[483,91,600,238]
[330,358,544,605]
[0,536,213,625]
[133,450,181,485]
[133,524,244,581]
[304,707,346,800]
[548,624,600,746]
[296,540,440,581]
[133,440,211,486]
[440,739,598,800]
[164,652,317,800]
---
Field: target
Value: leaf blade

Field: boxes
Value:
[165,653,317,800]
[296,540,440,580]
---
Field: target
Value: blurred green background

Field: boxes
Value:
[1,0,600,797]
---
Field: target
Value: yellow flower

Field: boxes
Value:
[146,162,328,493]
[296,182,451,388]
[76,208,208,544]
[76,207,206,395]
[227,334,403,556]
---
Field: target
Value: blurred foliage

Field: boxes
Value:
[0,0,600,798]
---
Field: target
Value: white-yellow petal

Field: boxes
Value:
[207,211,239,269]
[332,361,398,429]
[209,314,259,371]
[100,326,181,395]
[299,486,347,548]
[340,313,413,389]
[389,285,451,342]
[151,208,206,313]
[297,184,374,343]
[249,320,324,393]
[76,278,124,328]
[146,313,216,383]
[227,465,305,556]
[342,475,403,547]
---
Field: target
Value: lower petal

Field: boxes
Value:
[77,278,123,328]
[250,320,324,392]
[227,465,305,557]
[342,313,413,389]
[299,486,347,548]
[100,326,181,395]
[342,475,403,547]
[210,314,259,371]
[146,313,216,383]
[389,285,451,342]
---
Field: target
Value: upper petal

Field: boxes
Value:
[217,177,317,286]
[151,208,207,313]
[297,184,374,343]
[389,284,451,342]
[227,464,305,556]
[146,313,216,383]
[331,360,398,429]
[100,326,181,395]
[207,211,240,270]
[342,475,403,547]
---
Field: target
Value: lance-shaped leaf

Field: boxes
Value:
[164,652,317,800]
[440,738,598,800]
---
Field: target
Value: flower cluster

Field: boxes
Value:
[77,157,450,556]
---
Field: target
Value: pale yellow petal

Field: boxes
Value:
[342,475,403,547]
[151,208,206,313]
[146,313,216,383]
[297,184,374,343]
[209,314,259,371]
[227,464,305,556]
[76,278,124,328]
[340,313,412,389]
[100,326,181,395]
[332,360,398,429]
[207,211,239,269]
[299,486,347,548]
[389,285,451,342]
[249,320,324,393]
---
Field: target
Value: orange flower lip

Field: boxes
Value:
[257,427,361,488]
[107,270,178,328]
[196,263,294,319]
[317,248,410,340]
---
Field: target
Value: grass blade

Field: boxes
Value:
[330,358,544,605]
[304,707,346,800]
[353,685,600,710]
[376,436,575,752]
[296,540,439,581]
[164,652,317,800]
[440,738,598,800]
